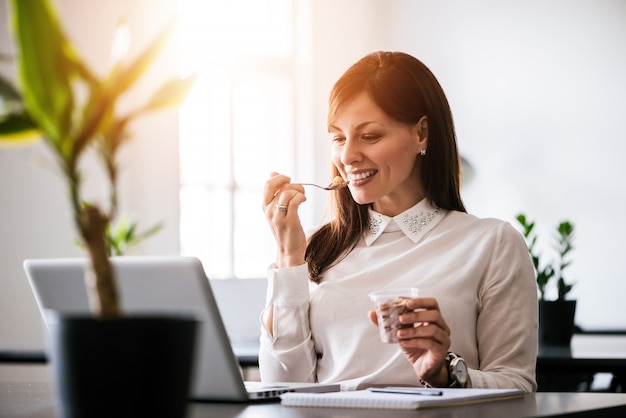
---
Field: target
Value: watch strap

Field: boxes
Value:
[419,352,467,388]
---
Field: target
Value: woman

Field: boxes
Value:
[261,51,537,391]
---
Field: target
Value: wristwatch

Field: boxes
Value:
[446,352,468,388]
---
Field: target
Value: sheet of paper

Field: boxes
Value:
[281,387,525,410]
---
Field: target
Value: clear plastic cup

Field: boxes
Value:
[368,287,419,343]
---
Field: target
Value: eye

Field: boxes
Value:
[331,135,346,145]
[361,133,382,143]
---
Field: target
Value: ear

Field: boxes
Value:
[415,115,428,151]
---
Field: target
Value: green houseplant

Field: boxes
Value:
[516,213,577,346]
[0,1,197,416]
[0,0,195,316]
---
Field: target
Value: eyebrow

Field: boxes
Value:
[328,121,380,133]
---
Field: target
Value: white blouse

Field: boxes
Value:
[259,198,538,391]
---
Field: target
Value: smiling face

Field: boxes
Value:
[329,91,428,216]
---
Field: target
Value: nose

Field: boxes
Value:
[340,137,362,166]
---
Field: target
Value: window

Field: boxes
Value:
[177,0,310,278]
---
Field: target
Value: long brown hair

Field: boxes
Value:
[305,51,466,283]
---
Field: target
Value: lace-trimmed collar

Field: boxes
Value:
[365,199,445,246]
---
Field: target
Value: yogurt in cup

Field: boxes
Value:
[368,288,419,343]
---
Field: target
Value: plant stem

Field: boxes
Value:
[81,206,122,317]
[65,148,121,317]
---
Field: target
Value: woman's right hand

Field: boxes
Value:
[262,172,307,268]
[368,297,452,387]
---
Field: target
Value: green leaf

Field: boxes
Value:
[558,221,574,236]
[0,113,41,142]
[124,222,138,243]
[104,20,176,99]
[10,0,80,147]
[100,114,131,155]
[0,73,21,102]
[137,74,198,114]
[73,22,183,156]
[132,222,164,243]
[0,74,41,143]
[557,277,574,300]
[104,215,163,256]
[73,85,117,156]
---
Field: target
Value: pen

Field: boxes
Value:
[368,387,444,396]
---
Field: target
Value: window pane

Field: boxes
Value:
[178,0,295,279]
[178,0,292,60]
[180,186,234,278]
[233,190,274,278]
[180,71,234,188]
[233,73,294,187]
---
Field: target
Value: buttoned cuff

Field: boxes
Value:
[266,263,310,306]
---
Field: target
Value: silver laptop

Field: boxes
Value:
[23,256,339,401]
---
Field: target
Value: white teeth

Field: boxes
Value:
[348,170,376,181]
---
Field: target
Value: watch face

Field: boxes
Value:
[447,353,469,387]
[455,359,468,384]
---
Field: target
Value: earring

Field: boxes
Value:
[420,149,427,156]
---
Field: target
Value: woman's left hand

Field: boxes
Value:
[368,297,451,387]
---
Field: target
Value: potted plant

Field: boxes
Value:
[0,1,197,416]
[516,213,577,346]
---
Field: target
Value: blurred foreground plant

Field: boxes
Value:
[0,0,196,317]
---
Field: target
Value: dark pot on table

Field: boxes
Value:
[538,299,577,346]
[47,313,197,418]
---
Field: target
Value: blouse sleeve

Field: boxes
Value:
[258,264,318,383]
[468,222,538,391]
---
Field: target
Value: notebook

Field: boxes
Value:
[23,256,339,402]
[280,387,525,410]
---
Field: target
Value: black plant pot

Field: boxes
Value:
[47,313,198,418]
[538,300,577,346]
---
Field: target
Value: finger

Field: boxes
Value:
[399,309,441,326]
[405,297,440,311]
[403,298,450,333]
[368,310,378,326]
[263,173,306,208]
[263,173,291,205]
[275,190,307,217]
[398,324,450,347]
[274,202,289,213]
[267,189,307,224]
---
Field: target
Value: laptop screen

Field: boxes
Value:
[24,256,251,401]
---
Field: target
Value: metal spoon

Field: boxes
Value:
[294,180,350,191]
